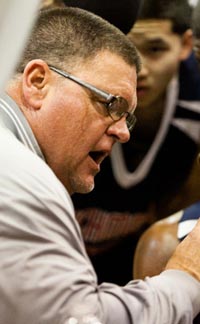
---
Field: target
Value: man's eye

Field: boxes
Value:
[97,100,108,108]
[148,46,167,54]
[94,100,110,116]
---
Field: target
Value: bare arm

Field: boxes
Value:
[133,213,181,279]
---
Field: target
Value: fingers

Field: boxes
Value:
[165,219,200,281]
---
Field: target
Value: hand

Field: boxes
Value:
[165,219,200,281]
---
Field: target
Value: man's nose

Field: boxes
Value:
[138,55,148,79]
[106,117,130,143]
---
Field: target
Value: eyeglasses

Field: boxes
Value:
[49,65,137,132]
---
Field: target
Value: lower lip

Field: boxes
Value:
[89,157,100,173]
[94,163,100,173]
[137,88,147,98]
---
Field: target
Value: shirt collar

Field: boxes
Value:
[0,93,45,161]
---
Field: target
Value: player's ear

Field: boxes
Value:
[22,59,51,110]
[179,29,193,61]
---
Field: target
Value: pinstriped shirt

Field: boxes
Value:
[0,94,44,158]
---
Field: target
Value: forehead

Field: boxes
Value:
[128,19,175,42]
[74,50,138,108]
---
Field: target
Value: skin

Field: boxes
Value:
[7,50,137,195]
[166,219,200,282]
[133,212,181,279]
[40,0,65,9]
[127,19,192,143]
[134,213,200,283]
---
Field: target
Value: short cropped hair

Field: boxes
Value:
[138,0,193,35]
[192,0,200,38]
[16,7,141,73]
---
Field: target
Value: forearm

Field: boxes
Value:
[97,270,200,324]
[2,232,200,324]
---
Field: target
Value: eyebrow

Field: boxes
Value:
[146,37,169,45]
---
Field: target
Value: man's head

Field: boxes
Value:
[127,0,193,141]
[135,0,192,34]
[16,8,140,75]
[8,8,140,195]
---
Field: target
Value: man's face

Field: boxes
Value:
[127,19,186,136]
[32,51,137,194]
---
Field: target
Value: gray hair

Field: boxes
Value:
[16,7,141,73]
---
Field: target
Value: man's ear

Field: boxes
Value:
[22,59,51,110]
[179,29,193,61]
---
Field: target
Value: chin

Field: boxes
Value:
[70,176,95,194]
[79,182,95,194]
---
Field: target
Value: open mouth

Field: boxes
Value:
[137,85,146,92]
[89,151,106,165]
[137,87,147,98]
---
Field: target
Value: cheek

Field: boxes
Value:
[151,61,179,93]
[63,113,105,157]
[44,88,109,158]
[154,53,180,80]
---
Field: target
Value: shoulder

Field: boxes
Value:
[134,212,182,279]
[179,52,200,101]
[0,124,74,221]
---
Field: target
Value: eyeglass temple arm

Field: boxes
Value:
[49,65,114,101]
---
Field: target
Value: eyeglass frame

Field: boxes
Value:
[49,65,137,132]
